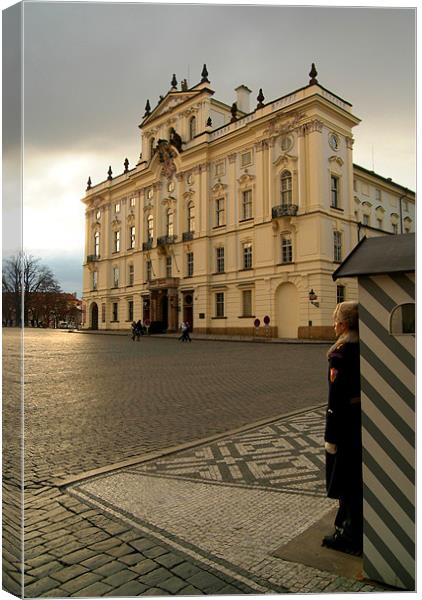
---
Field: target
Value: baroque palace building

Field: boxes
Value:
[81,64,415,339]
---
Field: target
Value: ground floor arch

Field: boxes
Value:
[275,282,299,338]
[90,302,99,330]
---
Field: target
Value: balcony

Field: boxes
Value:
[87,254,100,262]
[142,239,153,251]
[272,204,298,218]
[182,231,194,242]
[157,235,177,246]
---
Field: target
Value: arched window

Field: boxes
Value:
[390,303,415,335]
[167,209,174,237]
[189,116,196,140]
[147,214,154,240]
[187,202,195,233]
[281,170,292,207]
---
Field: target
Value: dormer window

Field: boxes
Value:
[189,116,196,140]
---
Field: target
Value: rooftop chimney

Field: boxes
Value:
[235,85,252,114]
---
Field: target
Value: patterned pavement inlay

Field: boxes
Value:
[132,409,326,496]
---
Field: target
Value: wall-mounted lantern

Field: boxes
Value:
[309,289,319,308]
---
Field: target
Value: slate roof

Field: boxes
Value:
[332,233,415,280]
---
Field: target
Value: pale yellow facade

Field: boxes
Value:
[81,66,415,339]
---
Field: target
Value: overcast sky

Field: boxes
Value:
[2,1,416,296]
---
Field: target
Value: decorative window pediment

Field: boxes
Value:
[111,217,121,229]
[211,182,227,196]
[238,173,255,188]
[329,155,344,167]
[127,213,135,225]
[273,153,297,168]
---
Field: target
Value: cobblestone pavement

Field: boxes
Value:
[3,330,387,596]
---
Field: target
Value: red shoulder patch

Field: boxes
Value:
[330,368,338,383]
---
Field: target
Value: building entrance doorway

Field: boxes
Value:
[90,302,98,330]
[183,292,194,330]
[275,282,298,338]
[161,295,168,330]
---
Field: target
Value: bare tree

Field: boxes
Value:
[2,253,62,326]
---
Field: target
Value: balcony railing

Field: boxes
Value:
[87,254,100,262]
[182,231,194,241]
[142,239,153,251]
[157,235,177,246]
[272,204,298,218]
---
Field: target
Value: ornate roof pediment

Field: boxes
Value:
[142,90,204,127]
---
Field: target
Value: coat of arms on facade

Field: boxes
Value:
[157,139,177,179]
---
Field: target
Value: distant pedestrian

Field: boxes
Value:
[184,321,192,342]
[131,321,137,341]
[322,301,363,556]
[178,321,188,342]
[136,319,144,338]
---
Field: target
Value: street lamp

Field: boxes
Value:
[309,289,319,308]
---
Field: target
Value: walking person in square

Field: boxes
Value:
[322,301,363,555]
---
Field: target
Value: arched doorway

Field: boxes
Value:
[275,282,299,338]
[90,302,98,330]
[183,292,194,330]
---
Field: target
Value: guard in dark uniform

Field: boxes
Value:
[322,301,363,555]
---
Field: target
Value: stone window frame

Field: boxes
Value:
[242,241,253,270]
[280,233,293,264]
[112,265,120,288]
[186,252,194,277]
[241,289,253,317]
[333,230,342,263]
[216,246,225,273]
[215,291,225,318]
[128,263,134,286]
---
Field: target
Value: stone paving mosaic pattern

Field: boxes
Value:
[134,409,326,495]
[71,408,386,594]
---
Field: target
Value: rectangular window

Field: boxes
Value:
[377,217,383,229]
[128,300,134,322]
[241,151,252,167]
[128,264,134,286]
[242,290,252,317]
[242,190,252,220]
[92,271,98,290]
[146,260,152,281]
[392,223,398,234]
[331,176,339,208]
[129,226,136,249]
[187,252,194,277]
[94,232,100,257]
[112,302,118,321]
[166,256,172,278]
[147,216,154,240]
[113,267,119,287]
[333,231,342,262]
[115,202,120,213]
[215,161,225,176]
[281,235,293,263]
[375,189,381,202]
[114,230,120,252]
[130,197,136,208]
[243,243,252,269]
[216,247,225,273]
[101,303,106,323]
[216,198,225,227]
[336,285,345,304]
[215,292,224,317]
[363,214,369,226]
